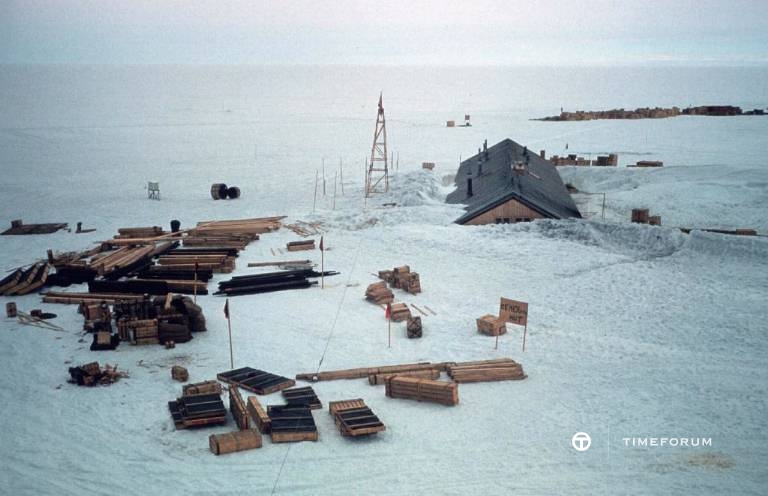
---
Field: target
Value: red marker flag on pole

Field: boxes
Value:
[319,236,324,251]
[223,299,229,319]
[385,302,391,320]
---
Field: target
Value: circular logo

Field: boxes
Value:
[572,432,591,451]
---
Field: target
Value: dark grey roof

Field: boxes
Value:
[446,138,581,224]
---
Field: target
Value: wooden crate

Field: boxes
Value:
[247,396,271,434]
[390,303,411,322]
[447,360,527,383]
[268,405,318,443]
[229,386,249,430]
[385,376,459,406]
[476,314,507,336]
[328,399,385,437]
[406,316,422,338]
[209,429,262,455]
[286,240,315,252]
[183,380,222,396]
[171,365,189,382]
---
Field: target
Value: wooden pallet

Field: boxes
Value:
[246,396,271,434]
[328,399,385,437]
[168,393,227,429]
[268,405,318,443]
[281,386,322,409]
[217,367,295,395]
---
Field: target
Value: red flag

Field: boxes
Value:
[385,302,391,320]
[319,236,324,251]
[223,299,229,319]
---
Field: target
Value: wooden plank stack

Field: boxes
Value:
[246,396,272,434]
[115,226,165,239]
[286,239,315,251]
[447,358,526,383]
[296,362,448,382]
[476,314,507,336]
[209,429,262,455]
[365,281,394,304]
[117,318,159,344]
[268,405,318,443]
[157,252,236,274]
[229,386,250,430]
[385,376,459,406]
[183,380,223,396]
[368,368,440,385]
[43,291,146,305]
[390,302,412,322]
[329,399,386,437]
[90,245,155,276]
[1,262,51,296]
[217,367,296,395]
[281,386,322,409]
[168,392,227,429]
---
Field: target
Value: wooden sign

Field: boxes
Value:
[499,298,528,326]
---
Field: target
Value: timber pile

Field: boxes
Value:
[365,281,393,304]
[282,386,322,409]
[296,362,448,382]
[191,217,283,238]
[1,263,51,296]
[379,265,421,294]
[476,314,507,336]
[229,386,250,430]
[68,362,127,386]
[209,429,262,455]
[183,234,252,250]
[217,367,296,395]
[390,302,411,322]
[88,278,207,296]
[183,380,222,396]
[215,269,338,297]
[113,297,155,320]
[407,316,422,338]
[43,291,145,305]
[447,358,526,383]
[268,405,318,443]
[385,376,459,406]
[168,392,227,429]
[2,219,68,235]
[286,239,315,251]
[156,251,236,273]
[328,399,386,437]
[115,226,165,239]
[89,245,155,276]
[138,265,214,281]
[247,396,272,434]
[368,368,440,385]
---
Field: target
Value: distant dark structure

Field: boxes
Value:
[446,139,582,225]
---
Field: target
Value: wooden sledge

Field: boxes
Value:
[217,367,295,395]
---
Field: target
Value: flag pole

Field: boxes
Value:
[386,302,392,349]
[193,257,198,304]
[320,236,324,289]
[522,323,527,352]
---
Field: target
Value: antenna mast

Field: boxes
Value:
[365,92,389,197]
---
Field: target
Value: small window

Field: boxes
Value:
[495,218,502,224]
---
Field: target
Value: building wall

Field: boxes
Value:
[464,198,546,225]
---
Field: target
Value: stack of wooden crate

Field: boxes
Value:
[328,399,386,437]
[446,358,526,383]
[476,314,507,336]
[117,318,159,344]
[378,264,421,294]
[384,376,459,406]
[286,239,315,251]
[168,392,227,429]
[365,281,394,304]
[267,405,318,443]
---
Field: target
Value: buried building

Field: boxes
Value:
[446,139,582,224]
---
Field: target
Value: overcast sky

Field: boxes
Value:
[1,0,766,65]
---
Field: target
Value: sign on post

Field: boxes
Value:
[499,297,529,352]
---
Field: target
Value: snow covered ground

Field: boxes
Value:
[1,65,767,495]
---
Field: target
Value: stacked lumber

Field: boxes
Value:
[133,278,208,295]
[246,396,272,433]
[406,316,423,338]
[215,269,338,297]
[329,399,386,437]
[89,245,155,276]
[191,217,284,237]
[229,386,250,430]
[138,265,214,281]
[390,302,411,322]
[365,281,394,304]
[157,252,235,273]
[447,358,526,383]
[183,380,223,396]
[295,361,448,382]
[68,362,127,386]
[42,291,146,305]
[282,386,322,409]
[115,226,165,239]
[168,392,227,429]
[209,429,262,455]
[2,263,51,296]
[217,367,295,395]
[368,368,440,385]
[89,279,173,296]
[476,314,507,336]
[182,234,252,250]
[268,405,318,443]
[117,318,159,344]
[385,376,459,406]
[286,239,315,251]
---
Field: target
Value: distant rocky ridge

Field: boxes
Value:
[537,105,766,121]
